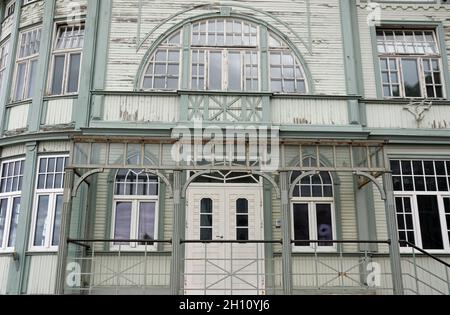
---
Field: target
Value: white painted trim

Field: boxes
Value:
[29,155,68,253]
[290,200,337,254]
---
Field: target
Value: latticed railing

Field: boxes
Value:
[63,239,450,295]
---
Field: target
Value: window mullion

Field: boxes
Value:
[63,53,70,94]
[223,50,228,90]
[309,202,316,249]
[44,193,54,249]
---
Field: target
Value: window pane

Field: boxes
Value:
[402,59,421,97]
[236,198,248,214]
[14,63,26,101]
[228,52,241,91]
[316,204,333,246]
[293,203,309,246]
[51,55,65,95]
[114,202,132,244]
[138,202,156,244]
[201,214,213,227]
[34,195,49,247]
[52,195,63,246]
[0,199,8,246]
[26,59,38,99]
[201,198,213,214]
[7,197,20,248]
[67,53,81,93]
[417,195,444,250]
[237,228,249,241]
[200,228,212,241]
[209,52,222,90]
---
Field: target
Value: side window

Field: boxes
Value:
[291,157,336,251]
[112,169,159,250]
[0,159,24,252]
[392,160,450,252]
[13,28,42,101]
[30,156,68,251]
[377,29,444,99]
[49,23,85,95]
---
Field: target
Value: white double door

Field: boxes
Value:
[185,185,265,295]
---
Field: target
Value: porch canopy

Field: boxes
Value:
[55,135,404,295]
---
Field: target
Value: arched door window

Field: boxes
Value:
[291,157,336,251]
[141,17,308,94]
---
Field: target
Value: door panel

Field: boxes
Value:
[185,185,264,295]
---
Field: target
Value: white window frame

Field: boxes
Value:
[0,40,9,93]
[0,158,24,253]
[142,30,182,91]
[392,159,450,254]
[29,155,68,252]
[291,198,337,253]
[190,49,261,92]
[377,29,445,99]
[111,169,160,252]
[141,18,308,94]
[12,27,41,102]
[269,32,308,94]
[111,197,159,252]
[48,22,85,96]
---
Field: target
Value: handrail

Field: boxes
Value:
[182,240,282,244]
[400,241,450,268]
[291,240,391,245]
[67,238,173,251]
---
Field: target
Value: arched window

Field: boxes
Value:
[112,169,159,251]
[141,18,308,94]
[291,157,336,251]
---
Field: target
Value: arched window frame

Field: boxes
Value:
[291,157,337,253]
[111,168,160,252]
[138,15,310,94]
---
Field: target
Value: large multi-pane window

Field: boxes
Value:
[30,156,68,251]
[13,28,41,101]
[49,23,84,95]
[291,157,336,252]
[112,169,159,251]
[0,159,24,252]
[392,160,450,252]
[142,32,181,90]
[0,41,9,94]
[141,18,307,94]
[269,33,307,93]
[377,29,444,99]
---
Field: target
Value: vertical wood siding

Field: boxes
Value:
[0,256,11,294]
[6,103,29,131]
[44,98,74,126]
[26,255,58,295]
[366,103,450,129]
[103,95,179,123]
[1,144,26,158]
[38,141,71,153]
[272,98,349,125]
